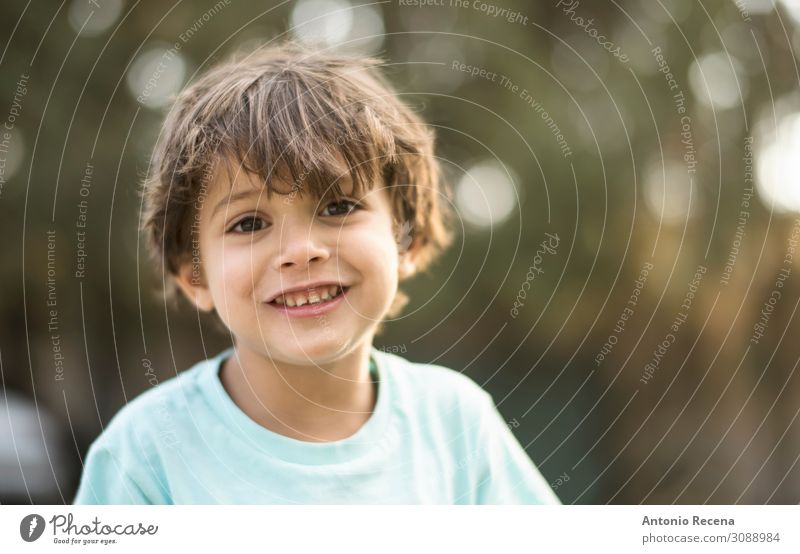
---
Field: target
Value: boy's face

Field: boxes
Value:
[175,163,417,365]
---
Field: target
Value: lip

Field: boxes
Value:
[265,281,346,304]
[267,286,350,318]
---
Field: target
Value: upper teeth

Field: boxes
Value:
[273,285,343,306]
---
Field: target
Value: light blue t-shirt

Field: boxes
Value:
[73,347,561,504]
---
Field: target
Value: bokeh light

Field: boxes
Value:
[456,160,518,228]
[126,46,187,109]
[756,112,800,213]
[643,160,698,225]
[688,52,748,111]
[68,0,124,37]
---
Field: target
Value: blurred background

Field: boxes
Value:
[2,0,800,504]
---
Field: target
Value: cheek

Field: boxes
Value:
[338,226,399,278]
[209,244,264,298]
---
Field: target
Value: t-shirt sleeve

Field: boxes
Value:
[474,392,562,505]
[72,442,158,505]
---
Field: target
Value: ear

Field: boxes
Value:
[398,236,424,280]
[173,260,215,312]
[395,219,419,280]
[398,251,417,280]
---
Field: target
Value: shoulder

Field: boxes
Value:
[88,352,223,455]
[76,353,225,504]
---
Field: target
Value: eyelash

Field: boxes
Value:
[227,199,362,234]
[320,198,362,217]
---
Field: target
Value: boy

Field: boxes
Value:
[73,43,560,504]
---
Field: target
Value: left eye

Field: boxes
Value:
[230,216,267,233]
[321,199,360,217]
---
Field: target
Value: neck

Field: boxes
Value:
[220,342,377,442]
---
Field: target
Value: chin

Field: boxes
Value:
[276,335,353,364]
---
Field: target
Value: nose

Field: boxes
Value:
[272,216,330,270]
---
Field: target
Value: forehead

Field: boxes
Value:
[202,158,360,205]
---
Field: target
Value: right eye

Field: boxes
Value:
[229,216,267,233]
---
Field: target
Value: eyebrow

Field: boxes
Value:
[211,188,263,219]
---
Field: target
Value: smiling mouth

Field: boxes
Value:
[269,285,349,307]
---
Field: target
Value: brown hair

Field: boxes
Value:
[141,42,453,317]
